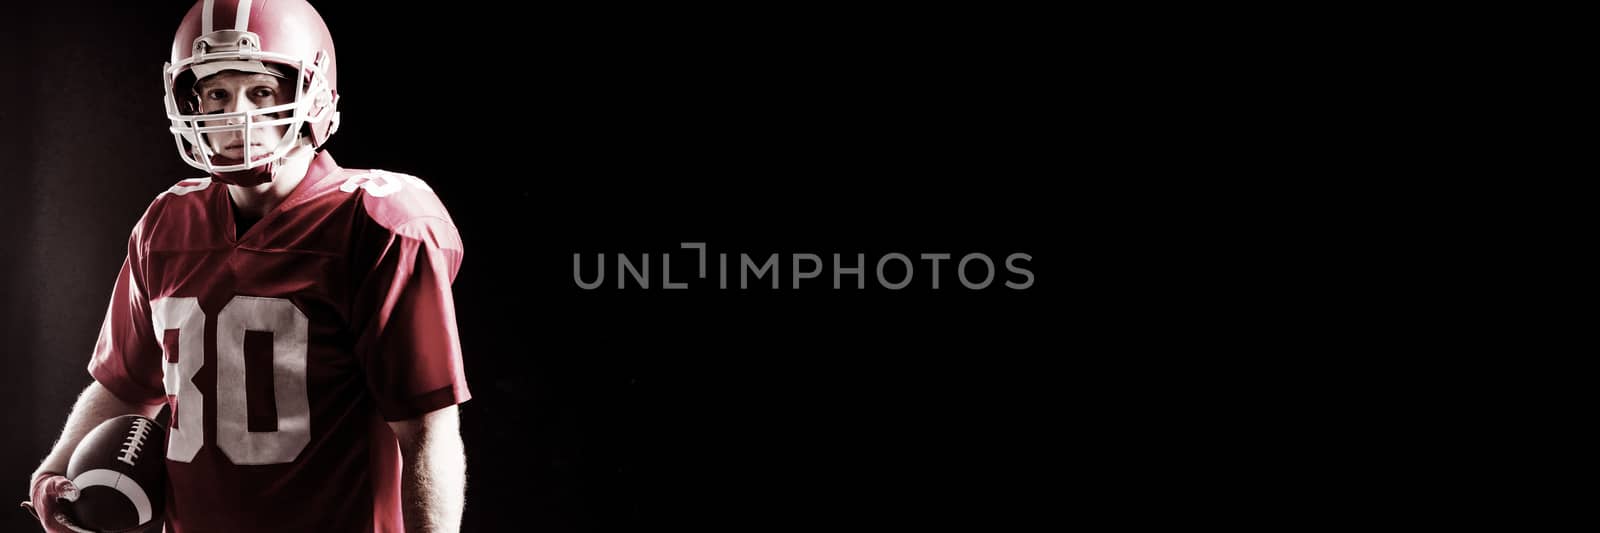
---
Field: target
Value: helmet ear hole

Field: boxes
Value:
[173,70,200,113]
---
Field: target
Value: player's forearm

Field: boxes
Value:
[34,381,160,480]
[394,408,467,533]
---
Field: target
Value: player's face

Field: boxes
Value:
[193,71,294,160]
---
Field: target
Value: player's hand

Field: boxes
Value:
[22,474,93,533]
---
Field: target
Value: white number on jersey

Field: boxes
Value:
[338,170,432,198]
[160,178,213,198]
[152,295,312,465]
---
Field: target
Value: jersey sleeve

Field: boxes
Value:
[87,226,168,406]
[351,214,471,421]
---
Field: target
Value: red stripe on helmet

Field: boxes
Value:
[211,0,241,32]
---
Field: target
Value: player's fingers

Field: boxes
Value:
[46,478,79,502]
[54,512,95,533]
[27,476,72,533]
[36,510,70,533]
[34,474,71,500]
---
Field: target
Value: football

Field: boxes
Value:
[65,415,167,532]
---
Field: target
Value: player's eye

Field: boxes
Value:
[206,89,229,101]
[251,87,276,100]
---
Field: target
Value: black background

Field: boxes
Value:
[2,2,1069,531]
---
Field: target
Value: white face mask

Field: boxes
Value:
[163,29,337,182]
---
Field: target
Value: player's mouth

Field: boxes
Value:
[220,143,272,158]
[216,143,274,163]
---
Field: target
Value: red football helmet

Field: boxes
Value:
[163,0,340,186]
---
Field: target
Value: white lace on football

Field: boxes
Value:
[119,418,153,467]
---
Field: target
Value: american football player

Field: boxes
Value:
[24,1,470,531]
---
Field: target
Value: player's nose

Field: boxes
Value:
[225,95,260,116]
[216,100,258,128]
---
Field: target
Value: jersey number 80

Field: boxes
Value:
[151,296,310,466]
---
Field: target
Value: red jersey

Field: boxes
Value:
[87,152,471,532]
